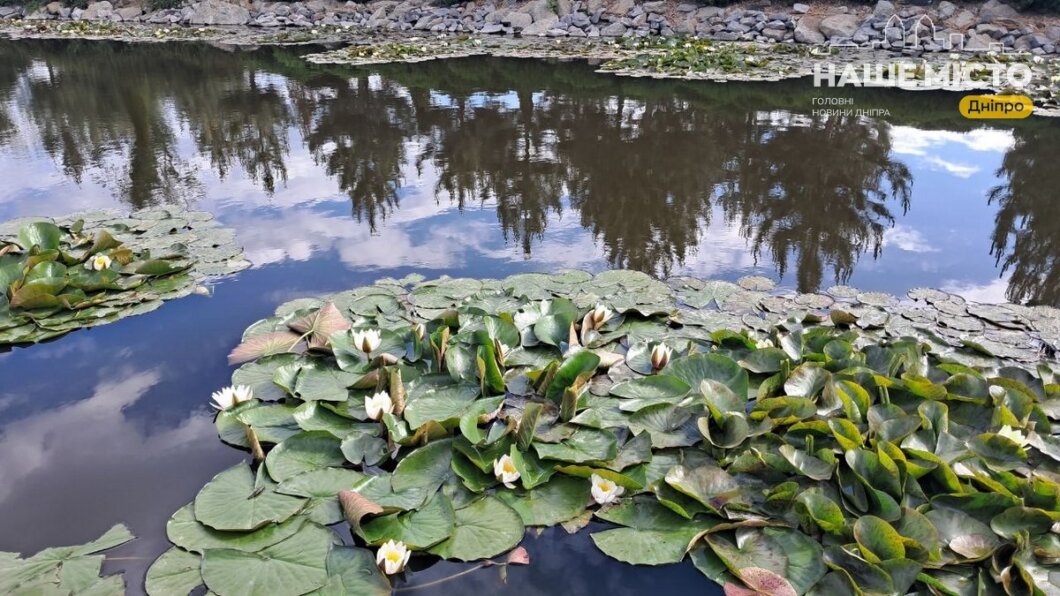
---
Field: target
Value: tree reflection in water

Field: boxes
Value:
[0,40,1053,303]
[989,124,1060,306]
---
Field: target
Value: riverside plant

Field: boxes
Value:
[0,209,250,346]
[134,270,1060,595]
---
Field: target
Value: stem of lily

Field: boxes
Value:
[244,424,265,461]
[394,562,506,592]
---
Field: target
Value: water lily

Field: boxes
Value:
[493,454,520,488]
[86,254,112,271]
[211,385,253,410]
[989,385,1006,400]
[1032,55,1044,64]
[351,328,382,354]
[588,304,614,330]
[375,540,410,575]
[365,391,394,421]
[998,425,1028,447]
[756,338,775,349]
[650,344,672,370]
[949,52,960,61]
[412,323,427,341]
[591,473,625,505]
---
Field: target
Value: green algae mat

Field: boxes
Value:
[0,208,250,347]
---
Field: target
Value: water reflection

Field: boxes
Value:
[0,40,1056,299]
[989,125,1060,306]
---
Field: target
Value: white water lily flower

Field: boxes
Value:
[756,338,775,349]
[989,385,1006,400]
[589,304,614,329]
[998,425,1028,447]
[493,454,521,488]
[591,473,625,505]
[365,391,394,421]
[211,385,253,410]
[650,344,673,370]
[1032,55,1044,64]
[86,254,112,271]
[949,52,960,61]
[375,540,410,575]
[351,328,382,354]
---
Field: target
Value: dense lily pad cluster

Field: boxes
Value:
[0,525,134,593]
[0,208,250,346]
[150,270,1060,595]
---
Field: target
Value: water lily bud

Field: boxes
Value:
[493,454,521,489]
[351,329,382,354]
[376,540,410,575]
[412,323,427,341]
[588,304,614,330]
[494,339,511,364]
[988,385,1006,400]
[211,385,253,411]
[650,344,673,370]
[590,473,625,505]
[365,391,394,421]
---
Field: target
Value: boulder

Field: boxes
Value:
[965,31,995,50]
[937,1,956,18]
[46,1,62,14]
[600,20,626,36]
[80,1,114,20]
[979,0,1018,23]
[818,14,859,39]
[525,0,555,22]
[792,3,809,14]
[185,0,250,25]
[504,11,531,29]
[761,27,786,40]
[793,15,824,44]
[116,5,142,19]
[873,0,895,17]
[606,0,634,16]
[556,0,571,17]
[1046,25,1060,42]
[944,9,976,30]
[522,13,558,34]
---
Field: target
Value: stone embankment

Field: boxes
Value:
[2,0,1059,54]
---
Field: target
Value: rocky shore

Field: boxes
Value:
[2,0,1060,55]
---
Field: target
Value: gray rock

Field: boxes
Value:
[480,22,503,33]
[607,0,633,16]
[1014,33,1048,50]
[116,6,142,20]
[965,31,996,50]
[522,13,558,34]
[642,0,665,13]
[937,1,956,18]
[761,27,786,40]
[45,2,61,14]
[1046,25,1060,42]
[818,13,859,39]
[504,12,532,29]
[979,0,1019,23]
[600,20,625,36]
[873,0,894,17]
[794,15,824,44]
[80,1,114,20]
[556,0,571,17]
[792,3,809,14]
[944,9,976,31]
[0,6,17,17]
[185,0,250,25]
[525,0,555,22]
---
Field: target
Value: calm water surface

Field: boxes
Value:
[0,38,1058,594]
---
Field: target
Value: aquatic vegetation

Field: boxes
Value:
[149,270,1060,594]
[0,524,134,593]
[0,208,250,346]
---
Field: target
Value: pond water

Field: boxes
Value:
[0,38,1057,594]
